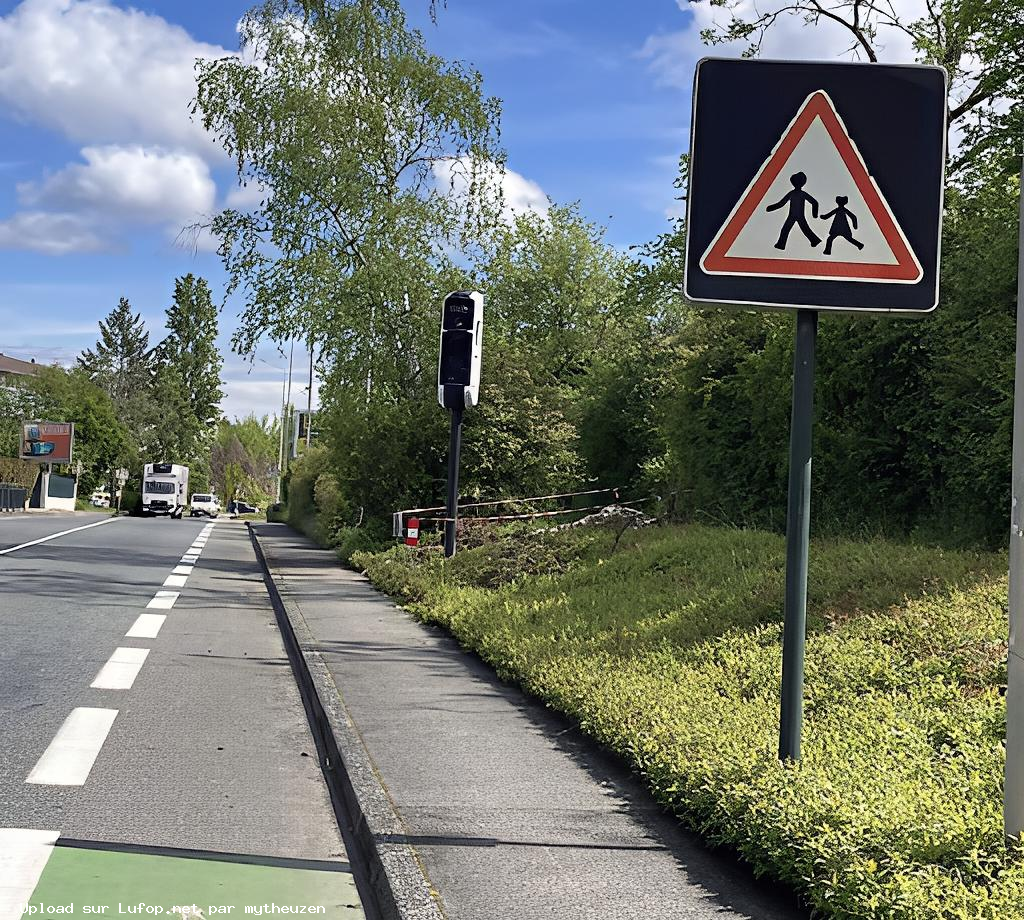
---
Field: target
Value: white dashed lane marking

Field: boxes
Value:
[172,565,193,575]
[147,591,179,610]
[90,647,150,690]
[163,574,188,588]
[126,613,166,639]
[26,708,118,785]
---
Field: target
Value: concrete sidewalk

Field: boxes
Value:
[250,523,806,920]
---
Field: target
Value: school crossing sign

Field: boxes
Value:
[684,59,947,313]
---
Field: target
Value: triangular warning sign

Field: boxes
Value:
[701,90,922,283]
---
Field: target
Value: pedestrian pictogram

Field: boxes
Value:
[700,90,921,284]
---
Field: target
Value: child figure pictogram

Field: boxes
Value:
[765,172,821,250]
[820,196,864,255]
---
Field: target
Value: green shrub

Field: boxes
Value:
[357,523,1024,919]
[285,446,323,538]
[333,521,389,564]
[0,457,39,490]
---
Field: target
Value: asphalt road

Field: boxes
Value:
[0,511,114,553]
[0,516,365,920]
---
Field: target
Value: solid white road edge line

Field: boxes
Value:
[147,591,179,610]
[26,708,118,785]
[126,613,166,639]
[163,574,187,587]
[0,517,118,556]
[0,828,60,920]
[90,647,150,690]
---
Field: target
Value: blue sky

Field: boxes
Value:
[0,0,912,417]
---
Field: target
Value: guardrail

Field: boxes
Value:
[0,483,27,512]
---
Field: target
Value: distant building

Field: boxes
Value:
[0,352,42,379]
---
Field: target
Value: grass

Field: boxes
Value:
[353,522,1024,920]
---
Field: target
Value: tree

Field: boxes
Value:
[146,364,202,465]
[159,274,223,429]
[194,0,503,365]
[2,366,132,496]
[210,415,280,502]
[695,0,1024,173]
[480,204,634,385]
[78,297,156,460]
[78,297,155,403]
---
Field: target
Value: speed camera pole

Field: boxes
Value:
[437,291,484,559]
[444,405,464,557]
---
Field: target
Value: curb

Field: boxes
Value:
[248,523,446,920]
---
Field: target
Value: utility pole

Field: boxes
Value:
[282,340,295,486]
[306,340,314,451]
[275,354,288,504]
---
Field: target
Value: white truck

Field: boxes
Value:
[142,462,189,518]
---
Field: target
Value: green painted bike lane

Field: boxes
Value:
[25,843,363,920]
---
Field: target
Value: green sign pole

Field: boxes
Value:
[779,308,818,761]
[1005,154,1024,840]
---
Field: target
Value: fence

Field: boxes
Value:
[0,482,27,512]
[393,487,661,541]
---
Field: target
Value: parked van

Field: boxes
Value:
[190,493,220,518]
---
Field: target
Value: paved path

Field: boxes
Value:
[252,524,806,920]
[0,518,365,920]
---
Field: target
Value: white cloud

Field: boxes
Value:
[0,145,218,254]
[0,0,231,160]
[0,211,107,254]
[641,0,925,90]
[0,1,236,255]
[220,378,288,422]
[21,146,216,225]
[226,180,267,210]
[220,348,320,422]
[432,157,549,225]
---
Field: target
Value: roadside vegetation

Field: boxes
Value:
[354,522,1022,919]
[0,278,225,501]
[221,0,1023,552]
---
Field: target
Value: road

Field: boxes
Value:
[0,515,366,920]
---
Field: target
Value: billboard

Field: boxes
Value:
[20,421,74,464]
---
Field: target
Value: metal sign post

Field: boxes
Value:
[683,59,947,762]
[779,309,817,760]
[1005,155,1024,841]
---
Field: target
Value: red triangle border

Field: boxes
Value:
[700,90,922,283]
